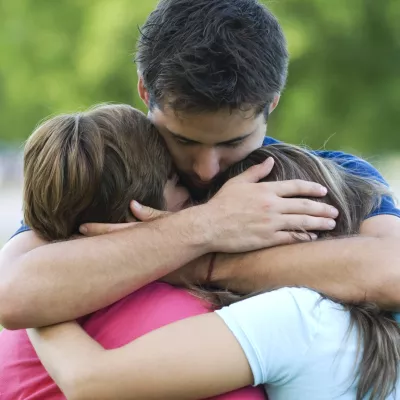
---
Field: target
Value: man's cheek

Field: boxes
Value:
[169,147,191,169]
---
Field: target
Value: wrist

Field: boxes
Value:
[171,204,217,254]
[189,253,214,284]
[205,253,217,285]
[207,252,232,288]
[160,253,212,286]
[208,251,267,294]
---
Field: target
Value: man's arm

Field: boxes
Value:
[0,163,333,329]
[166,157,400,307]
[211,215,400,309]
[0,211,210,329]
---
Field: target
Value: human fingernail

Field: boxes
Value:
[264,157,273,164]
[132,201,142,210]
[79,225,87,234]
[321,186,328,195]
[328,219,336,228]
[310,233,318,240]
[330,207,339,217]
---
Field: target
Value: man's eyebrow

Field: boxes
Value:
[169,131,254,145]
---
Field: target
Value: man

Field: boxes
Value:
[1,0,399,331]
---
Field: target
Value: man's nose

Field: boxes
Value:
[193,148,220,182]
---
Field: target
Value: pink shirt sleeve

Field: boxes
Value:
[83,282,266,400]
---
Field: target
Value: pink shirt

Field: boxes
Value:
[0,282,266,400]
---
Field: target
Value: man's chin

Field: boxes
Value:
[186,184,211,202]
[179,175,212,202]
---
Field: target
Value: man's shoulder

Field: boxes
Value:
[263,136,280,146]
[313,149,383,179]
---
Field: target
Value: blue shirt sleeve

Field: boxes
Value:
[314,150,400,219]
[9,222,31,240]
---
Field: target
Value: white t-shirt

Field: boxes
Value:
[215,287,398,400]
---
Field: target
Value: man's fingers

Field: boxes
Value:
[281,214,336,232]
[229,157,275,184]
[79,222,138,237]
[79,202,170,236]
[130,201,170,222]
[272,179,328,198]
[279,198,339,218]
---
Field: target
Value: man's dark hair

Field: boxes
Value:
[136,0,288,117]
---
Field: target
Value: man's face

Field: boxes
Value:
[149,106,267,199]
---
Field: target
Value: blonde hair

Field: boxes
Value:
[23,104,173,241]
[203,144,398,400]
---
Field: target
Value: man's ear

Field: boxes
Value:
[269,94,281,114]
[137,75,150,107]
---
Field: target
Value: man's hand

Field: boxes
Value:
[196,158,337,252]
[81,158,337,252]
[79,201,170,236]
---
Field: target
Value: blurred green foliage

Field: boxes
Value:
[0,0,399,155]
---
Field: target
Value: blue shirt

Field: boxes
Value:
[216,287,398,400]
[11,136,400,239]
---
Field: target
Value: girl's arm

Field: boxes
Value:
[28,287,316,400]
[28,314,253,400]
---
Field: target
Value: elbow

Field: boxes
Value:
[64,382,105,400]
[62,384,88,400]
[0,279,32,330]
[375,271,400,310]
[0,282,21,330]
[367,239,400,309]
[61,385,87,400]
[370,281,400,311]
[57,371,88,400]
[60,367,105,400]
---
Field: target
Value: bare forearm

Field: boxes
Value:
[28,313,252,400]
[27,323,104,399]
[0,170,356,329]
[213,236,400,308]
[0,210,210,329]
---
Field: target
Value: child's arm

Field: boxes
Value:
[28,316,254,400]
[28,288,315,400]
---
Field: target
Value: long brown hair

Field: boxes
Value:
[23,104,173,241]
[202,143,398,400]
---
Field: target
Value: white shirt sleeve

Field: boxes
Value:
[215,287,322,386]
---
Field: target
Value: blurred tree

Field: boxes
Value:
[0,0,399,156]
[268,0,400,155]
